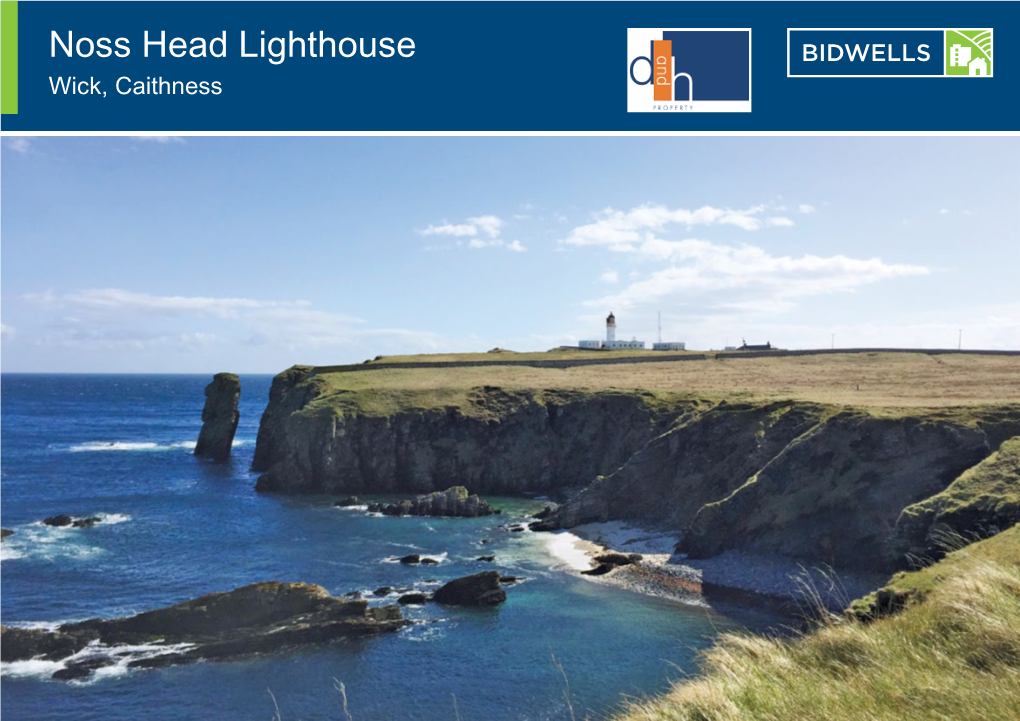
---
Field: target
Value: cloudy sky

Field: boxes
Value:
[1,136,1017,373]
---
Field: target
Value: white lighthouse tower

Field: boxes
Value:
[606,312,617,343]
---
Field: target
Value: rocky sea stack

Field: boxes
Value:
[433,571,507,606]
[1,581,406,681]
[194,373,241,461]
[366,486,496,518]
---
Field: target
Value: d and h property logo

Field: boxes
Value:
[788,28,993,77]
[627,28,751,112]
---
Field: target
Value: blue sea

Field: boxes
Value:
[1,374,776,721]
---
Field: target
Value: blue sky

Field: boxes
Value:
[1,136,1017,373]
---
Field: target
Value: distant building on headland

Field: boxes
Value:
[737,339,772,351]
[577,313,685,351]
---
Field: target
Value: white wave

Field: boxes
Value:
[421,552,448,564]
[544,531,597,571]
[96,513,131,525]
[3,620,67,632]
[0,657,64,679]
[0,545,25,561]
[334,504,369,512]
[0,639,196,683]
[0,519,120,564]
[64,439,247,453]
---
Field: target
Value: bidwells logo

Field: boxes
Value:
[627,28,751,112]
[788,29,992,77]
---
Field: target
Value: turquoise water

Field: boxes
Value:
[1,374,776,720]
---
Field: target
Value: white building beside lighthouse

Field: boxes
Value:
[577,312,685,350]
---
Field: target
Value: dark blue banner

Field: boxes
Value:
[2,1,1017,130]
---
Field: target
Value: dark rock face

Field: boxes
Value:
[582,552,642,576]
[1,626,100,663]
[1,528,13,539]
[4,582,405,680]
[334,496,361,507]
[194,373,240,461]
[398,554,421,565]
[43,515,73,527]
[72,516,101,529]
[252,373,681,495]
[545,403,1020,573]
[433,571,506,606]
[366,486,495,518]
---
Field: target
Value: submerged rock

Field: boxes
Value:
[399,554,421,565]
[72,516,102,529]
[43,515,73,527]
[194,373,240,462]
[398,592,429,605]
[366,486,495,518]
[5,582,406,680]
[52,656,116,681]
[476,555,495,562]
[433,571,506,606]
[334,496,361,507]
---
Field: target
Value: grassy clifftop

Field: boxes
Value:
[617,526,1020,721]
[304,350,1020,410]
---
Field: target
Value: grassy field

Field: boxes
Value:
[615,526,1020,721]
[309,352,1020,408]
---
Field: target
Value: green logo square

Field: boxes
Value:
[946,30,993,76]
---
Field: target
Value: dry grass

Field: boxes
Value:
[311,352,1020,408]
[616,527,1020,721]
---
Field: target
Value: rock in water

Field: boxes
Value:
[433,571,507,606]
[3,582,407,680]
[194,373,240,461]
[366,486,496,518]
[1,528,13,539]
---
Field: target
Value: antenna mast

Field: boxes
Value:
[657,311,662,343]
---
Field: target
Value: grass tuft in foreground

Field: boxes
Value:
[616,526,1020,721]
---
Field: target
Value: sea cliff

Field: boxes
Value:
[251,357,1020,576]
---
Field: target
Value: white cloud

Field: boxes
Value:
[132,136,185,144]
[586,239,930,314]
[798,204,816,214]
[419,214,524,251]
[22,288,325,320]
[18,288,447,357]
[600,271,620,284]
[5,138,33,154]
[468,238,503,249]
[939,208,951,215]
[419,214,505,239]
[420,223,477,237]
[563,203,794,247]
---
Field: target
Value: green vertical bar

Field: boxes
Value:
[1,1,18,114]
